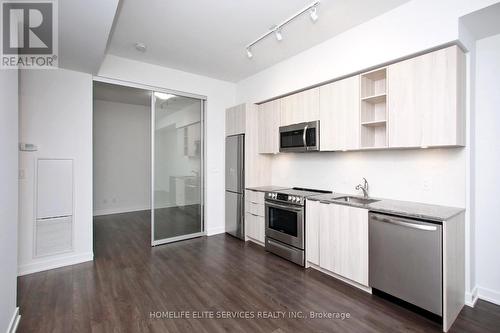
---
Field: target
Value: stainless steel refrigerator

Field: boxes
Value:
[225,134,244,240]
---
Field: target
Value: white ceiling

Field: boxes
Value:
[106,0,410,82]
[59,0,119,73]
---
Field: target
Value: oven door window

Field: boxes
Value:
[280,129,305,149]
[268,206,298,237]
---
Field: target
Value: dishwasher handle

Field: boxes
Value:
[371,215,438,231]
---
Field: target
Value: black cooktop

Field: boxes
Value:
[272,187,332,198]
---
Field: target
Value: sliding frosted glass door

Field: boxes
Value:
[152,92,204,245]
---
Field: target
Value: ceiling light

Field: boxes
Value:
[309,7,318,22]
[246,48,253,59]
[275,29,283,41]
[155,92,175,100]
[135,42,147,52]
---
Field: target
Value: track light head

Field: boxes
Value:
[275,29,283,41]
[246,48,253,59]
[309,7,318,22]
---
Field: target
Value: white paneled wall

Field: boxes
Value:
[19,68,93,275]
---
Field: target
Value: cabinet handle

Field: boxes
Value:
[371,215,437,231]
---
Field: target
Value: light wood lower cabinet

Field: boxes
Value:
[305,199,320,265]
[306,200,369,286]
[245,190,265,245]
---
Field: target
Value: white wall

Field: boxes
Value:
[19,68,93,275]
[0,69,19,333]
[272,149,465,207]
[98,55,236,235]
[93,100,151,216]
[234,0,500,305]
[474,33,500,305]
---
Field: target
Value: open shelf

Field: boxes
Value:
[360,68,388,149]
[360,68,386,98]
[361,123,387,148]
[361,93,386,104]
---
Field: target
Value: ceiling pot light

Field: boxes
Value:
[309,7,318,22]
[155,92,175,100]
[246,48,253,59]
[135,42,147,52]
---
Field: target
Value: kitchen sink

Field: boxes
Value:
[332,196,379,205]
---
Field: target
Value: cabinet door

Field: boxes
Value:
[306,199,320,265]
[319,76,360,151]
[319,203,368,286]
[319,203,341,273]
[388,45,465,148]
[280,87,320,126]
[338,205,369,286]
[256,215,265,243]
[226,104,246,136]
[245,212,255,240]
[258,100,280,154]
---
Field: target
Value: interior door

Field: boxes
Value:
[152,92,205,245]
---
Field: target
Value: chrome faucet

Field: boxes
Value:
[355,178,369,198]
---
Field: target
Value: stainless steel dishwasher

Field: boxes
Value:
[369,212,443,316]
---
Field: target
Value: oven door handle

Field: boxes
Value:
[303,124,308,148]
[265,201,303,212]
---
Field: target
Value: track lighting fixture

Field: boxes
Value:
[245,1,320,59]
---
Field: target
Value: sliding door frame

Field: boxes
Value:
[92,76,207,247]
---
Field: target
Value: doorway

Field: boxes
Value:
[92,80,205,246]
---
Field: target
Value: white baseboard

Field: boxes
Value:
[93,205,150,216]
[18,252,94,276]
[7,307,20,333]
[206,226,225,236]
[477,286,500,306]
[465,286,478,307]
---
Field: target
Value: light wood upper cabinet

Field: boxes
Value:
[226,103,246,136]
[388,45,465,148]
[257,100,280,154]
[280,87,320,126]
[319,76,360,151]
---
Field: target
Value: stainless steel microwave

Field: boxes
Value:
[279,120,320,152]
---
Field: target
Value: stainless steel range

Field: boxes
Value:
[265,187,331,266]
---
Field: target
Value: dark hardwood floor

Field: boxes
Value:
[17,211,500,332]
[153,205,201,240]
